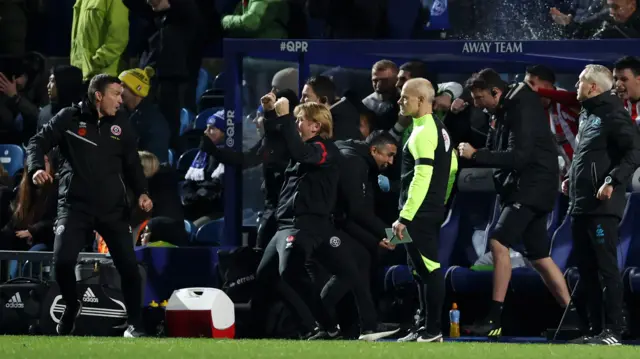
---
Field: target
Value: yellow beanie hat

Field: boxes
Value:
[118,66,155,98]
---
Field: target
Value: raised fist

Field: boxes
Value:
[261,92,277,111]
[275,97,290,117]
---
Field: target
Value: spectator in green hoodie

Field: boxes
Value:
[222,0,289,38]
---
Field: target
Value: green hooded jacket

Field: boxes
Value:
[70,0,129,81]
[222,0,288,39]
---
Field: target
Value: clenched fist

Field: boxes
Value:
[261,92,277,111]
[275,97,290,116]
[32,169,53,186]
[139,194,153,212]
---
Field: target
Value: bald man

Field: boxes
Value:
[392,78,458,343]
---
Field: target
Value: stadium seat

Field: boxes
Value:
[177,148,199,176]
[184,219,197,241]
[621,178,640,296]
[448,168,498,267]
[194,107,223,130]
[212,71,224,90]
[194,218,224,245]
[196,68,211,103]
[0,144,25,176]
[383,194,466,290]
[447,172,573,296]
[168,149,176,167]
[547,194,569,240]
[443,168,501,294]
[180,108,195,135]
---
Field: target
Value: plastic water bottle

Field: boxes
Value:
[449,303,460,338]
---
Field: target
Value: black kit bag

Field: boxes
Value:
[0,277,51,334]
[217,247,263,304]
[39,258,147,336]
[217,247,298,339]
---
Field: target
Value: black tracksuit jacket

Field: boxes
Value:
[26,102,148,217]
[200,129,290,211]
[263,110,340,229]
[472,82,559,212]
[334,139,387,251]
[568,91,640,219]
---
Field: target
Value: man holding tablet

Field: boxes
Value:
[392,78,459,343]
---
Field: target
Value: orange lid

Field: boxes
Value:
[452,303,458,309]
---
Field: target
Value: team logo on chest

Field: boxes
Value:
[78,121,87,136]
[111,125,122,136]
[442,128,451,152]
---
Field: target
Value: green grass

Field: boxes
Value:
[0,337,639,359]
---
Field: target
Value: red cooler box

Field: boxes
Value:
[165,287,235,338]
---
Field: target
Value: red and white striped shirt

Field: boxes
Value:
[547,102,579,167]
[623,99,640,126]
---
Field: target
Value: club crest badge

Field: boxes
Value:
[111,125,122,136]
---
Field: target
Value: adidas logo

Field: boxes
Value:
[5,292,25,309]
[82,288,99,303]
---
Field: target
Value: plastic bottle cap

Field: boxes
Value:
[452,303,458,309]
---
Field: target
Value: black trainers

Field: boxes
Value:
[359,323,401,341]
[304,326,341,340]
[397,326,424,342]
[123,325,147,338]
[568,334,594,344]
[416,330,443,343]
[587,329,622,346]
[467,319,502,339]
[56,300,82,335]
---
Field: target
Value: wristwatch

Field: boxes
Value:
[605,176,614,185]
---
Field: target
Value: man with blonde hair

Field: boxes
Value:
[392,78,458,343]
[249,93,341,340]
[564,64,640,345]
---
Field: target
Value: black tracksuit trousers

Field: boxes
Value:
[53,210,142,325]
[405,215,445,335]
[311,231,378,332]
[571,215,624,334]
[251,217,331,334]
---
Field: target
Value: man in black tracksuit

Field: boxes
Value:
[566,65,640,345]
[317,130,399,341]
[250,95,339,340]
[459,69,573,338]
[27,75,151,338]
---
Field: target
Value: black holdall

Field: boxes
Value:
[38,258,147,336]
[0,277,50,335]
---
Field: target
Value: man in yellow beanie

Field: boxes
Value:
[119,67,170,163]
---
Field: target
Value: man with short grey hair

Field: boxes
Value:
[565,63,640,345]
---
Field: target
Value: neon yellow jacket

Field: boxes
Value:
[70,0,129,81]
